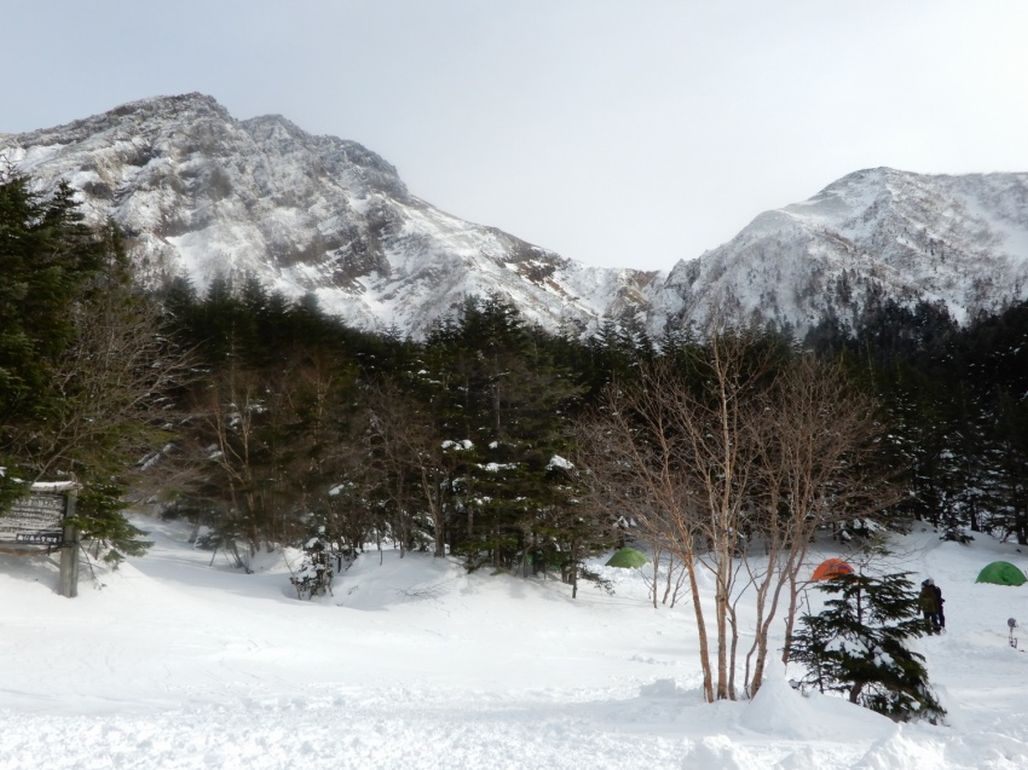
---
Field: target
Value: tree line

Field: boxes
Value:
[2,171,1023,711]
[808,298,1028,544]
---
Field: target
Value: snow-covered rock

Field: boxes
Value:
[0,93,659,338]
[656,167,1028,335]
[4,96,1027,340]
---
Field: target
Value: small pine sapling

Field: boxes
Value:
[787,571,945,723]
[290,533,342,600]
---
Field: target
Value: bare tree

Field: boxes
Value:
[1,264,197,560]
[201,362,272,555]
[581,335,895,703]
[364,381,450,558]
[742,354,899,694]
[580,361,722,702]
[10,289,191,486]
[637,538,687,609]
[669,335,769,700]
[194,354,357,556]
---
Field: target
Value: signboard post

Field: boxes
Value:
[0,482,79,597]
[58,491,79,598]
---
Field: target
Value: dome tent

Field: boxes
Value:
[975,561,1027,586]
[606,547,649,569]
[811,558,854,581]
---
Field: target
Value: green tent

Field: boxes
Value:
[606,547,649,569]
[975,561,1027,586]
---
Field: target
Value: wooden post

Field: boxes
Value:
[58,491,79,598]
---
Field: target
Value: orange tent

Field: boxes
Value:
[811,558,854,581]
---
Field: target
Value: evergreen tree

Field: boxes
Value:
[1,172,186,561]
[811,297,1028,541]
[1,172,104,501]
[422,296,594,572]
[788,571,945,723]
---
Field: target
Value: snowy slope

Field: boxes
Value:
[2,521,1027,769]
[0,94,659,338]
[4,96,1027,340]
[658,168,1028,334]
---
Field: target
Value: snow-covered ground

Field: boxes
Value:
[2,520,1027,769]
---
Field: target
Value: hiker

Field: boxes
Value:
[919,578,942,633]
[932,580,945,630]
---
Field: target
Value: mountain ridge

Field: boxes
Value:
[659,166,1028,334]
[1,92,659,337]
[3,94,1026,338]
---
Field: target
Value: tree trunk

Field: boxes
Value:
[781,572,801,665]
[727,602,739,699]
[715,562,731,700]
[686,554,715,703]
[571,538,579,599]
[849,681,864,704]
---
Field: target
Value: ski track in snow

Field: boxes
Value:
[2,520,1028,769]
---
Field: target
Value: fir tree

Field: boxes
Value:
[422,295,593,573]
[787,571,945,723]
[1,172,187,562]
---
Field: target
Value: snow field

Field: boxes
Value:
[1,519,1027,769]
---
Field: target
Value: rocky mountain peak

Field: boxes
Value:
[11,93,230,149]
[1,94,656,337]
[3,96,1026,339]
[659,167,1028,333]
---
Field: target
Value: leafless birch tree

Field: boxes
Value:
[581,335,894,702]
[742,354,898,693]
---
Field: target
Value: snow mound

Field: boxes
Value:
[855,729,947,770]
[681,734,749,769]
[741,661,890,741]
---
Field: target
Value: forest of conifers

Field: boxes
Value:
[2,171,1026,580]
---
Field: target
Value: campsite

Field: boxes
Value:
[3,5,1028,769]
[1,518,1027,769]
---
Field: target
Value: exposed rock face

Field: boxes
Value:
[657,168,1028,334]
[4,96,1027,339]
[1,93,658,336]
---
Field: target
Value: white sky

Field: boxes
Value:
[5,1,1028,271]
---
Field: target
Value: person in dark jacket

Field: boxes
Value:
[919,578,942,633]
[931,580,945,630]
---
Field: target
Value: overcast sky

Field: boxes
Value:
[5,1,1028,271]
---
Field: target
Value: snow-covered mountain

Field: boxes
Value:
[0,93,658,337]
[658,168,1028,333]
[4,94,1027,339]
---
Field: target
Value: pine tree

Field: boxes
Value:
[1,172,188,561]
[0,173,104,465]
[787,571,945,723]
[421,296,592,572]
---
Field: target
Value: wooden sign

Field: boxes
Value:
[0,490,67,546]
[0,482,79,597]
